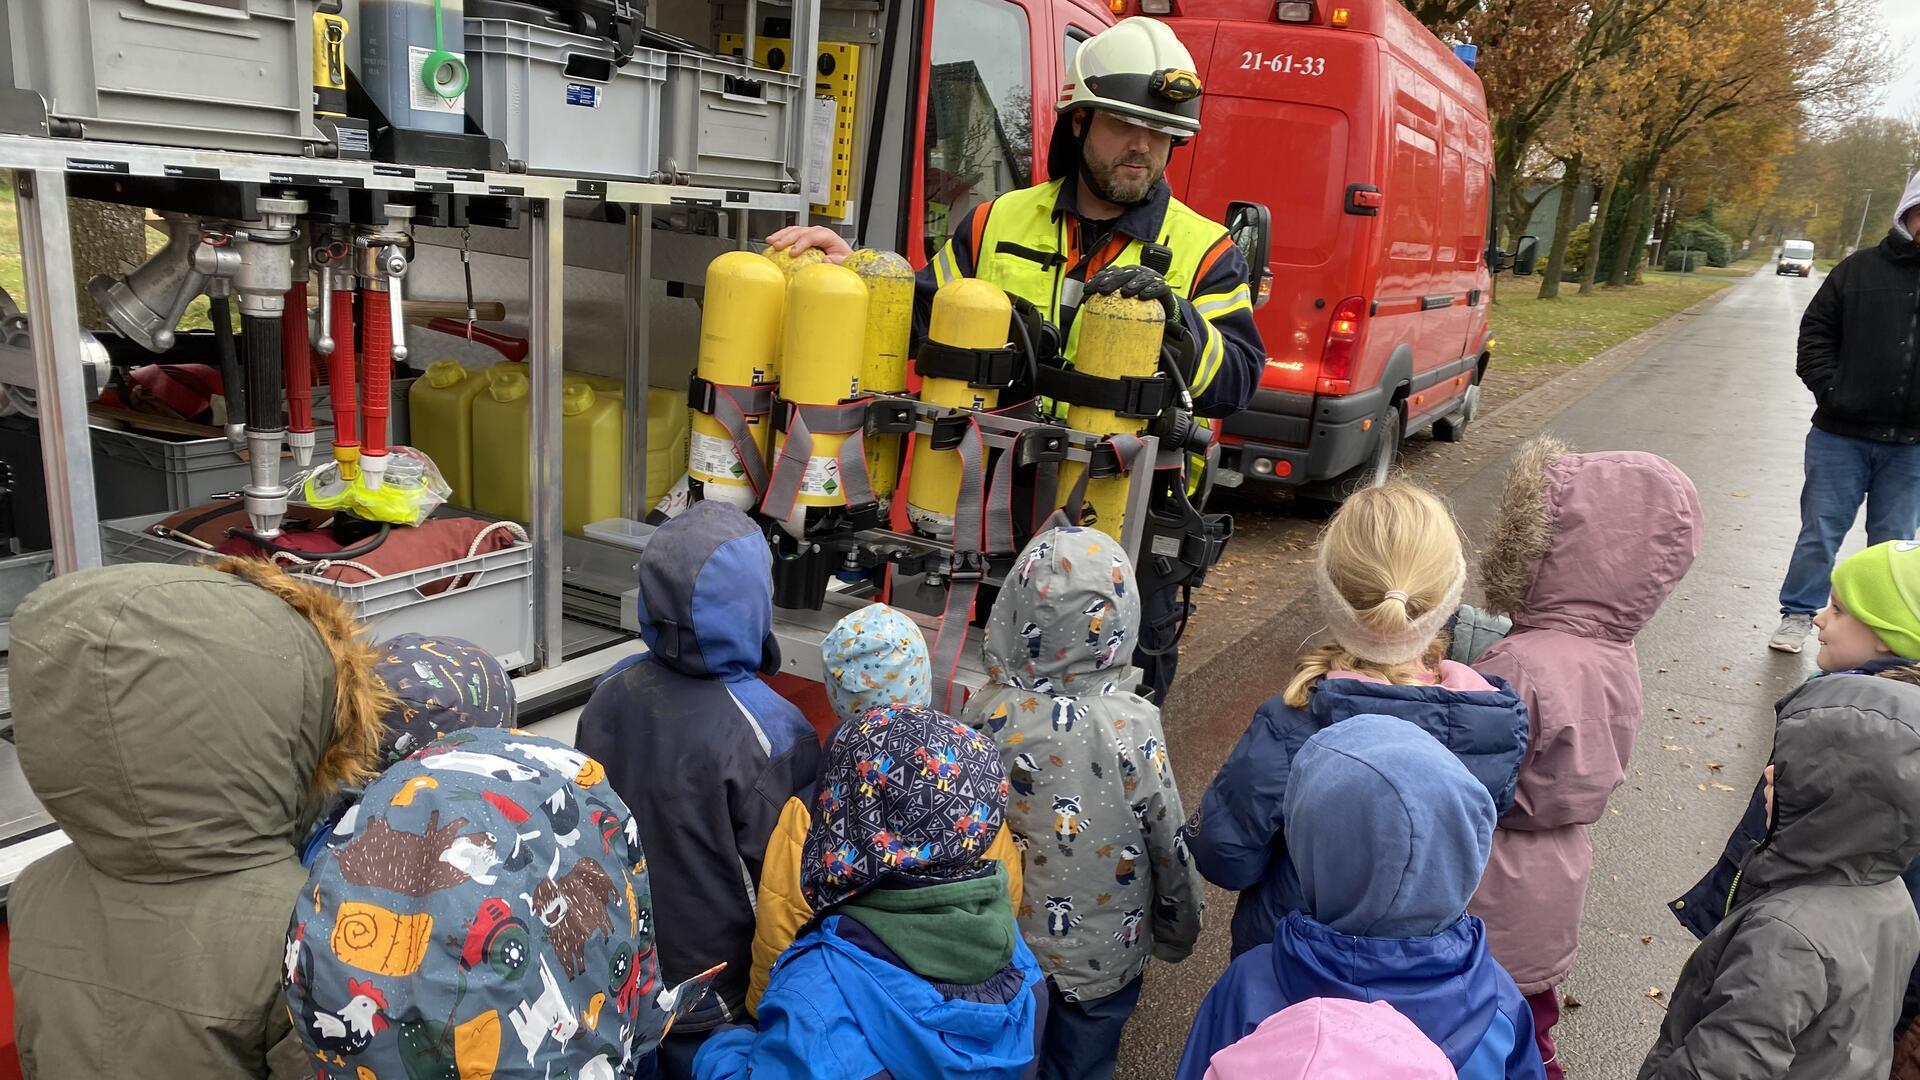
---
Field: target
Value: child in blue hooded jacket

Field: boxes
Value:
[695,703,1045,1080]
[1188,482,1529,957]
[577,500,820,1075]
[1178,715,1544,1080]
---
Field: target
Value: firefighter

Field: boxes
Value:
[770,16,1264,703]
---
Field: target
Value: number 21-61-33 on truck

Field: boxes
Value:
[1151,0,1536,499]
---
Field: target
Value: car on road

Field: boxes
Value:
[1155,0,1536,499]
[1778,239,1816,276]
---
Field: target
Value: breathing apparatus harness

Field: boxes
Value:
[1033,243,1232,652]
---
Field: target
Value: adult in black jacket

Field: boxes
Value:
[1771,172,1920,653]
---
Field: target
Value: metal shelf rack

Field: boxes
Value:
[0,132,809,675]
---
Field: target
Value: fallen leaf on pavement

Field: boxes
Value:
[1647,987,1664,1001]
[1641,935,1653,945]
[1731,490,1750,498]
[1711,782,1736,792]
[1706,762,1723,772]
[1562,991,1582,1010]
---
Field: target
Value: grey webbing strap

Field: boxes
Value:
[931,419,985,713]
[986,443,1016,555]
[760,403,814,520]
[761,399,877,520]
[1046,434,1148,531]
[712,384,774,497]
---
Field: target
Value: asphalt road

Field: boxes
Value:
[1120,266,1833,1079]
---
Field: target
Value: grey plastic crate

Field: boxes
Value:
[466,18,666,179]
[0,0,320,154]
[93,428,255,518]
[658,51,799,189]
[99,512,537,670]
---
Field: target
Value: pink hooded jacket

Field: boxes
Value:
[1202,998,1455,1080]
[1466,439,1702,995]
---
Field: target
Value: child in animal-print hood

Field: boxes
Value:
[288,726,698,1079]
[964,527,1205,1080]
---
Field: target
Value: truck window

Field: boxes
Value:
[1065,25,1092,69]
[923,0,1035,259]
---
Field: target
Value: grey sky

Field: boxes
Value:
[1878,0,1920,118]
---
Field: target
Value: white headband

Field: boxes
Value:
[1313,546,1466,666]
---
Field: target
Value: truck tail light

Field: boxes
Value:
[1275,1,1316,22]
[1319,296,1366,394]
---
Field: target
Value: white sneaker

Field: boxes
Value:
[1769,614,1814,653]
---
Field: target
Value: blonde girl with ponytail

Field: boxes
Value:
[1284,482,1467,706]
[1186,481,1531,959]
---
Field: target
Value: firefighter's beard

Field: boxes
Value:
[1081,147,1161,209]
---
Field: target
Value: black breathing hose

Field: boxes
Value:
[210,296,245,424]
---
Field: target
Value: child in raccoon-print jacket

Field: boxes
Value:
[964,527,1205,1080]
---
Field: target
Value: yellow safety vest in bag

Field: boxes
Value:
[971,178,1228,370]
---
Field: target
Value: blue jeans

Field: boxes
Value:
[1780,427,1920,615]
[1038,976,1144,1080]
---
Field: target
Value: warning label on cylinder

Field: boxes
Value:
[689,431,748,481]
[799,455,841,498]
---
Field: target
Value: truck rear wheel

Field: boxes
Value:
[1300,404,1402,506]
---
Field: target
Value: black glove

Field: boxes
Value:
[1085,264,1180,325]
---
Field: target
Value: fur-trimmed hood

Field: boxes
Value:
[11,560,389,883]
[1479,437,1702,641]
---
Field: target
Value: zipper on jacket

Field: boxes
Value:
[1724,868,1743,916]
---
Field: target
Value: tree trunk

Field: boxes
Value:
[1579,168,1621,296]
[66,198,148,331]
[1608,172,1654,288]
[1539,156,1584,300]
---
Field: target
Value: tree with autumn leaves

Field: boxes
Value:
[1404,0,1889,298]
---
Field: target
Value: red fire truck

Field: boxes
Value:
[1150,0,1538,496]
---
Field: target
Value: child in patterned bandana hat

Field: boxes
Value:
[964,527,1205,1080]
[695,704,1045,1080]
[299,633,517,867]
[286,727,686,1080]
[372,633,516,764]
[745,604,1025,1017]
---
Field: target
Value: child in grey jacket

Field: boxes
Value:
[965,526,1204,1080]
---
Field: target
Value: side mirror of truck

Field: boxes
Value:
[1511,235,1541,277]
[1226,201,1274,309]
[1488,234,1542,276]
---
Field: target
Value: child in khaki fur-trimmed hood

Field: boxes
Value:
[9,559,393,1079]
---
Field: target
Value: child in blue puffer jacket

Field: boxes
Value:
[1187,481,1530,957]
[1178,716,1544,1080]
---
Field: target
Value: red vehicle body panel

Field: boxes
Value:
[1159,0,1496,485]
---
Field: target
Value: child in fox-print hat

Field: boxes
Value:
[964,526,1205,1079]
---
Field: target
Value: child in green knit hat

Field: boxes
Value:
[1819,540,1920,671]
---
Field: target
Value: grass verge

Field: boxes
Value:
[1488,271,1734,369]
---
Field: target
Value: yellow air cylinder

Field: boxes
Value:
[844,249,914,509]
[563,377,624,533]
[905,278,1011,539]
[1057,292,1166,541]
[771,262,869,510]
[690,251,786,511]
[470,365,533,522]
[763,244,828,278]
[408,358,498,508]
